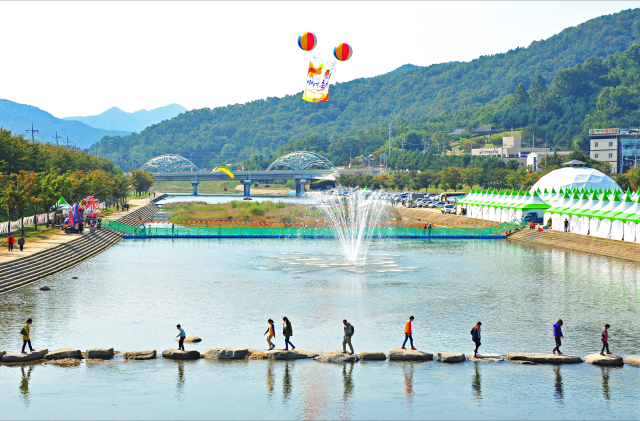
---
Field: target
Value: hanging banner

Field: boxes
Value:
[302,56,336,103]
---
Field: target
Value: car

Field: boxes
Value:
[431,201,446,208]
[441,204,457,214]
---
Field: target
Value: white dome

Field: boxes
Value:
[530,167,620,194]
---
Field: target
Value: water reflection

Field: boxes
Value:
[342,364,354,400]
[403,362,414,409]
[20,365,33,407]
[601,366,611,401]
[176,362,185,400]
[471,365,482,402]
[282,362,292,403]
[553,366,564,403]
[266,360,275,402]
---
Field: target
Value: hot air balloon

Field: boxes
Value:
[298,32,317,52]
[333,43,353,61]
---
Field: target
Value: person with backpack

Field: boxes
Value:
[342,319,354,355]
[7,233,15,252]
[176,324,186,351]
[18,236,25,251]
[553,319,564,355]
[264,319,276,350]
[471,321,482,357]
[401,316,416,350]
[600,324,611,356]
[282,317,295,351]
[21,318,35,354]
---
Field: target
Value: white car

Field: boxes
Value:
[441,204,457,214]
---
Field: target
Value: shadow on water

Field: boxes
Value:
[472,364,482,402]
[553,366,564,403]
[20,365,33,407]
[283,362,292,404]
[337,363,355,419]
[601,366,613,401]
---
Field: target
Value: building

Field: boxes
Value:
[471,136,571,168]
[448,127,466,136]
[589,128,640,173]
[470,125,501,136]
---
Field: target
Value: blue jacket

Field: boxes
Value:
[553,323,563,337]
[471,327,481,341]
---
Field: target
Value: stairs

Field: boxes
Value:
[508,229,640,263]
[0,229,123,295]
[113,203,160,227]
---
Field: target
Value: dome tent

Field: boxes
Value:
[530,167,620,194]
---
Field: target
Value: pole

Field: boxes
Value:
[26,123,39,142]
[52,131,62,146]
[66,136,70,149]
[388,122,391,175]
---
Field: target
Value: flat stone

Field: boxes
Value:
[39,286,51,291]
[183,336,202,343]
[625,357,640,367]
[584,353,624,366]
[162,349,201,360]
[315,351,359,363]
[436,352,466,363]
[86,347,115,360]
[505,353,583,364]
[512,360,535,365]
[45,348,82,360]
[204,347,249,360]
[468,354,504,363]
[388,349,433,361]
[0,351,5,360]
[264,349,318,360]
[123,350,157,360]
[358,351,386,361]
[2,349,48,363]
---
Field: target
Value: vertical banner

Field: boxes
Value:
[302,56,336,103]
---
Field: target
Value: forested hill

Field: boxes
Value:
[95,8,640,170]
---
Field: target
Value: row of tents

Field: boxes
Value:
[457,187,640,242]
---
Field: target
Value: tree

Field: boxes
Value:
[415,170,437,192]
[439,167,463,191]
[552,65,588,97]
[130,170,154,196]
[528,74,548,102]
[509,83,530,107]
[462,167,483,188]
[596,86,636,118]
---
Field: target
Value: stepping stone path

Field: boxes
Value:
[204,347,249,359]
[162,349,201,360]
[315,351,359,363]
[358,351,386,361]
[86,348,115,360]
[2,349,48,363]
[468,354,504,363]
[264,349,318,360]
[435,352,466,363]
[388,349,433,361]
[625,357,640,367]
[505,353,583,364]
[123,350,157,360]
[584,353,624,366]
[45,348,82,360]
[183,336,202,343]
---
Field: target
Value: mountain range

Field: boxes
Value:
[64,103,188,133]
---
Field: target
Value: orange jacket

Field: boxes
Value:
[404,320,412,334]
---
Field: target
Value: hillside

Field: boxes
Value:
[93,8,640,170]
[0,99,129,149]
[64,103,188,133]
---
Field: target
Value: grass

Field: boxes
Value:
[4,224,61,242]
[162,200,318,223]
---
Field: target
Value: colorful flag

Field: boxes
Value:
[302,56,336,103]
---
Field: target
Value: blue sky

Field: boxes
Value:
[1,1,638,117]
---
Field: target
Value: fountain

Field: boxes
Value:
[314,189,390,265]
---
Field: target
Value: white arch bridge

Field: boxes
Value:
[143,152,384,196]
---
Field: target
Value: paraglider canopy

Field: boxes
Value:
[212,166,235,179]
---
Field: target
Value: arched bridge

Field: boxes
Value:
[145,152,384,196]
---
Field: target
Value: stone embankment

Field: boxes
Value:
[0,229,123,295]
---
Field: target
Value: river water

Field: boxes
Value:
[1,195,639,419]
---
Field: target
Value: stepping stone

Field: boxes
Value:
[204,347,249,360]
[45,348,82,360]
[435,352,466,363]
[0,351,5,360]
[162,349,201,360]
[2,349,48,363]
[624,357,640,367]
[584,353,624,366]
[512,360,535,365]
[183,336,202,343]
[86,348,115,360]
[358,351,386,361]
[505,353,583,364]
[39,286,51,291]
[468,354,504,363]
[123,350,157,360]
[315,351,359,363]
[388,349,433,361]
[264,349,318,360]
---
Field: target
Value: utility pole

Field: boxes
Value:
[26,123,39,142]
[533,133,535,148]
[52,131,62,146]
[66,136,70,149]
[388,122,391,175]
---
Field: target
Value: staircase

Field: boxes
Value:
[0,229,123,295]
[113,203,161,227]
[508,229,640,263]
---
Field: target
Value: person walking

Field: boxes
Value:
[176,324,186,351]
[7,233,15,252]
[21,318,35,354]
[600,324,611,356]
[471,321,482,357]
[553,319,564,355]
[428,223,432,236]
[264,319,276,350]
[282,317,295,351]
[342,319,355,355]
[18,235,25,251]
[564,218,569,232]
[401,316,416,350]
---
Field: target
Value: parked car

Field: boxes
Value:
[441,204,457,214]
[421,201,434,208]
[431,201,447,208]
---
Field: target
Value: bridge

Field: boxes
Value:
[142,152,385,196]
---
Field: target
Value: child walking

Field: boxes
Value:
[401,316,416,350]
[264,319,276,350]
[552,319,564,355]
[600,324,611,356]
[176,324,186,351]
[471,321,482,357]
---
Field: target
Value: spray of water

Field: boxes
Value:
[314,189,389,266]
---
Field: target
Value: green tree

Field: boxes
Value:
[509,83,530,107]
[528,74,548,102]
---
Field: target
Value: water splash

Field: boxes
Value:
[314,190,389,265]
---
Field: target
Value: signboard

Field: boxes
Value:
[473,148,502,156]
[519,151,530,158]
[589,128,619,135]
[299,179,307,183]
[381,153,388,159]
